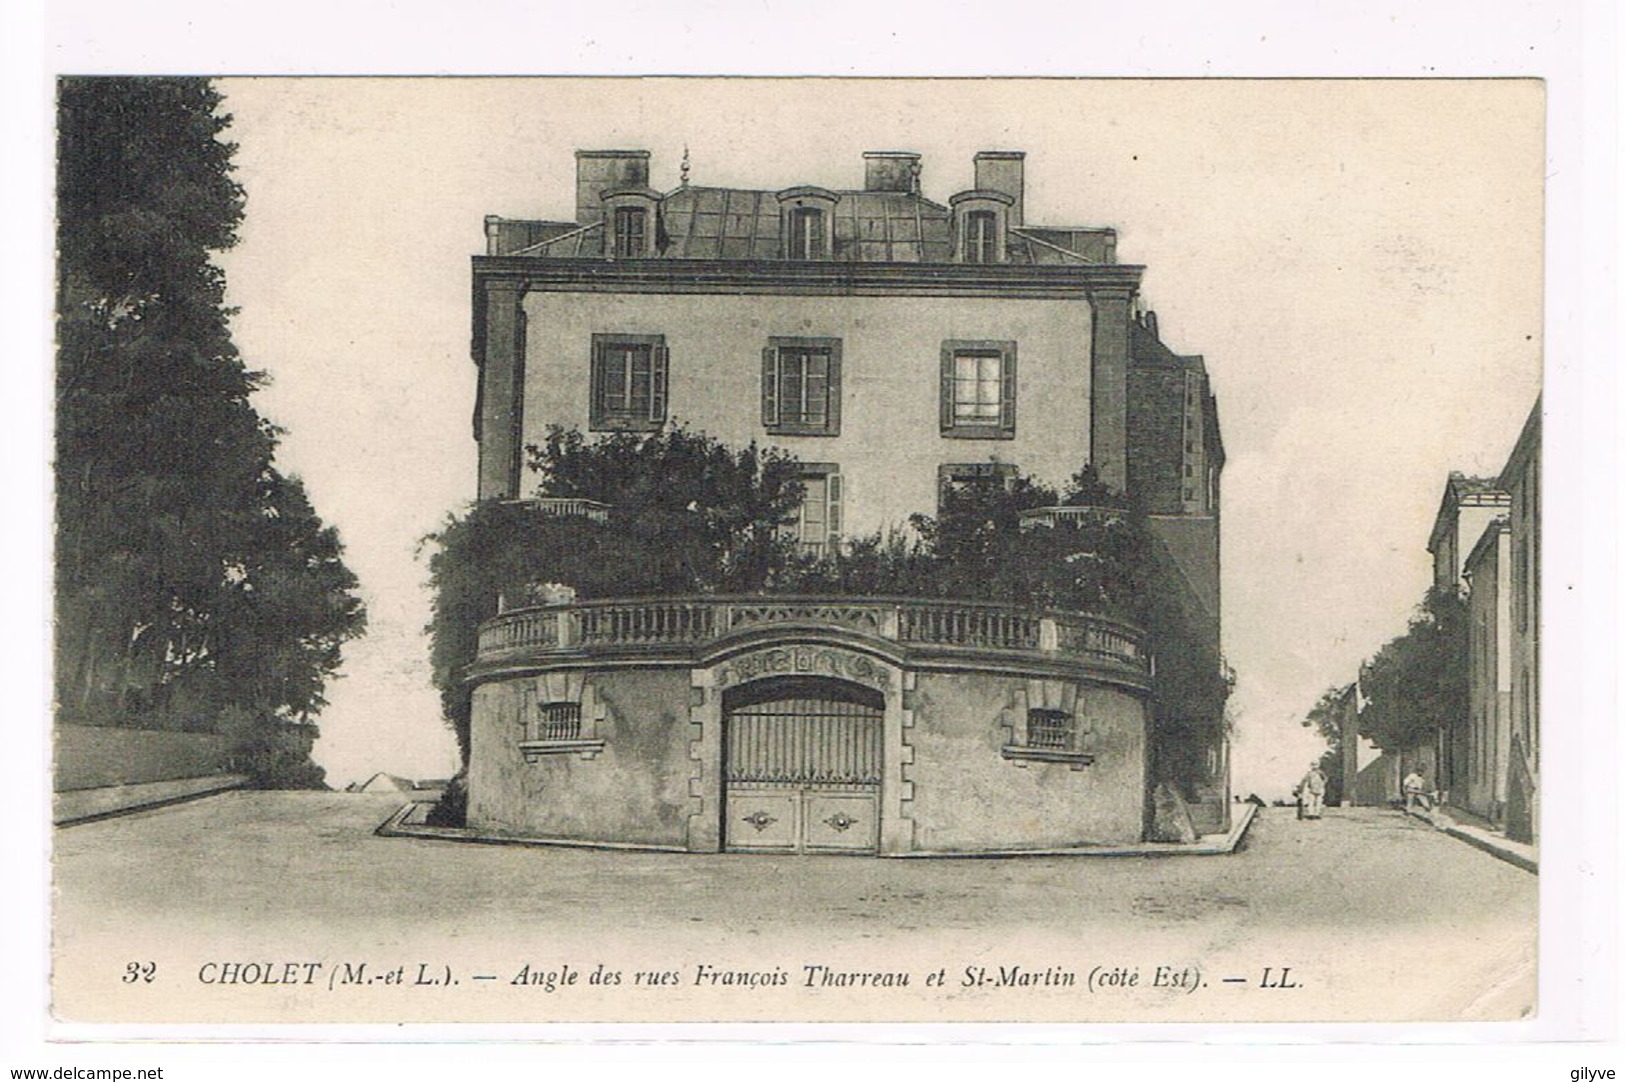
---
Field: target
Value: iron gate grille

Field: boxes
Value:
[726,696,882,786]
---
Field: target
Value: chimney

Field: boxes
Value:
[973,150,1025,227]
[575,150,651,226]
[863,151,922,193]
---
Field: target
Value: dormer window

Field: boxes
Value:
[600,187,661,258]
[949,190,1014,264]
[775,186,840,260]
[787,208,825,261]
[613,206,647,259]
[964,210,998,264]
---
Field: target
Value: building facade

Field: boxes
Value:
[1498,399,1540,844]
[1425,400,1539,844]
[1426,474,1509,803]
[1462,515,1512,822]
[464,148,1226,854]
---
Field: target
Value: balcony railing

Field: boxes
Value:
[475,595,1150,677]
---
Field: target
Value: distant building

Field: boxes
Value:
[464,147,1228,854]
[351,772,418,794]
[1425,472,1508,806]
[1436,398,1539,845]
[1498,399,1540,844]
[1428,473,1510,593]
[1461,515,1512,822]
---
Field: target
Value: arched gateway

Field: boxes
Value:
[722,676,884,854]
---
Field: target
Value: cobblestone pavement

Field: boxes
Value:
[52,792,1536,1024]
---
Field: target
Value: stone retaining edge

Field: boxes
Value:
[54,774,250,826]
[376,800,1259,859]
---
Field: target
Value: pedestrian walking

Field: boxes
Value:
[1298,763,1327,820]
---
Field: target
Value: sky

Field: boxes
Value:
[212,78,1544,794]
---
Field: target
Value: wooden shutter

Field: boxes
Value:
[589,338,606,429]
[1000,346,1017,435]
[648,343,669,424]
[940,347,956,431]
[825,343,842,435]
[762,346,780,427]
[826,473,843,546]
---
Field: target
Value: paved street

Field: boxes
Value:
[52,792,1536,1024]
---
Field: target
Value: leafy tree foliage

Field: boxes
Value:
[55,78,365,787]
[426,427,805,760]
[1355,587,1468,753]
[1301,683,1357,806]
[530,425,806,592]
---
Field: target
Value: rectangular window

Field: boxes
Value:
[536,702,582,742]
[763,338,842,435]
[940,341,1017,438]
[590,333,668,431]
[787,207,825,260]
[613,207,646,259]
[1026,709,1075,751]
[787,464,843,557]
[965,210,998,264]
[937,461,1018,512]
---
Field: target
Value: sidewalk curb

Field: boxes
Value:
[376,800,1259,859]
[1440,822,1538,874]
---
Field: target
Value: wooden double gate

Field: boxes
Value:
[722,677,883,854]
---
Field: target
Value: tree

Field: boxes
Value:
[1356,587,1468,754]
[55,78,365,787]
[425,426,806,761]
[1302,683,1356,806]
[529,424,806,592]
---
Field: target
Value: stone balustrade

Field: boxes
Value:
[475,595,1150,679]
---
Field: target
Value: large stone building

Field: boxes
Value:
[463,148,1227,854]
[1497,398,1540,843]
[1431,399,1539,844]
[1426,473,1510,800]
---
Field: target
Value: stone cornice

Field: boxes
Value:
[472,255,1145,299]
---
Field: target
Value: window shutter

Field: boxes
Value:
[1000,347,1017,435]
[589,339,605,429]
[826,473,843,545]
[762,347,780,427]
[940,347,955,431]
[826,344,842,435]
[649,343,669,423]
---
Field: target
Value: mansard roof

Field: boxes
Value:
[493,185,1115,265]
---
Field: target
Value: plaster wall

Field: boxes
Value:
[1465,533,1513,818]
[521,291,1094,536]
[467,669,697,845]
[905,673,1146,849]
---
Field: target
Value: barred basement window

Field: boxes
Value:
[1026,709,1075,751]
[537,702,582,742]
